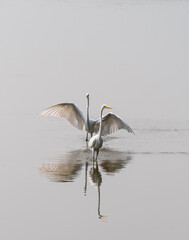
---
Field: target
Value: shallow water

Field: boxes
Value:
[0,115,189,239]
[1,0,189,239]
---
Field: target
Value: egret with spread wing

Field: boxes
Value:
[94,112,134,136]
[88,105,112,161]
[41,93,134,141]
[41,93,95,141]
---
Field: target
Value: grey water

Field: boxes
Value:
[1,115,189,239]
[1,0,189,239]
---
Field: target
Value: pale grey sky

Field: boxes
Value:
[0,0,188,120]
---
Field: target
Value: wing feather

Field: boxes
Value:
[41,103,86,131]
[94,113,134,136]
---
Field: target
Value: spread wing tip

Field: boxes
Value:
[130,128,135,135]
[40,109,52,116]
[40,110,46,116]
[124,122,135,134]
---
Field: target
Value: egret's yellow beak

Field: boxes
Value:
[86,93,89,97]
[104,105,112,109]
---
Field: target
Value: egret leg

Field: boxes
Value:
[91,133,93,138]
[96,149,99,161]
[95,158,99,169]
[92,148,95,161]
[86,132,89,141]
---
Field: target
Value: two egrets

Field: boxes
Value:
[41,93,134,161]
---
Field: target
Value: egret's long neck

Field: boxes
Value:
[98,107,103,138]
[86,97,89,127]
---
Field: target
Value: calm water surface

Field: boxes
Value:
[1,0,189,239]
[0,115,189,239]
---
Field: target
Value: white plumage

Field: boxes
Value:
[41,94,134,142]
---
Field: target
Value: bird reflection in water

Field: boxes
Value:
[40,148,132,219]
[89,162,106,220]
[40,150,85,182]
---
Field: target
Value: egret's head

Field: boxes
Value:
[103,105,112,110]
[86,93,89,98]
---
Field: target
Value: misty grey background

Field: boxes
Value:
[0,0,189,240]
[0,0,189,119]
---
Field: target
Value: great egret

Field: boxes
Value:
[41,93,95,141]
[88,105,111,161]
[41,93,134,141]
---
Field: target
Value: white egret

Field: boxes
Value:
[88,105,112,161]
[41,94,134,141]
[41,93,96,141]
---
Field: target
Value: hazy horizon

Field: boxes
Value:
[0,0,188,120]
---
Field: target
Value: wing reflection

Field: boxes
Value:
[40,148,132,219]
[99,148,132,174]
[40,149,90,182]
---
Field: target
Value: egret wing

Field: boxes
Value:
[94,113,134,136]
[41,103,86,130]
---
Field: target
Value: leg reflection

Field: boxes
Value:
[89,161,107,220]
[83,162,88,196]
